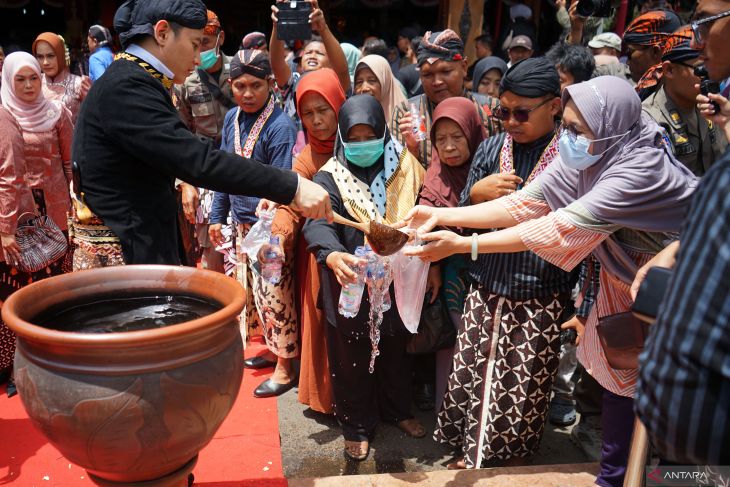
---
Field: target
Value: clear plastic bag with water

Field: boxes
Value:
[240,209,275,264]
[392,234,429,333]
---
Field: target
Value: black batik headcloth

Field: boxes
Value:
[114,0,207,48]
[499,57,561,98]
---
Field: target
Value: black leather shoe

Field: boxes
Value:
[243,356,276,369]
[253,377,297,398]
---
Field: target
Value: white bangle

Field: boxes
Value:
[471,233,478,261]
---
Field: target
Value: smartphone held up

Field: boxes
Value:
[276,1,313,42]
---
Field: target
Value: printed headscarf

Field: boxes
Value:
[636,25,700,92]
[295,68,346,155]
[204,9,221,36]
[32,32,67,71]
[538,76,697,284]
[355,54,407,123]
[241,32,267,50]
[113,0,207,48]
[623,9,682,47]
[420,97,487,208]
[1,51,63,133]
[417,29,464,66]
[230,49,272,80]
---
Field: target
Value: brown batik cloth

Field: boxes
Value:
[434,282,569,468]
[235,223,262,341]
[251,249,299,359]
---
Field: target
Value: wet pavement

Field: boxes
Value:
[276,381,591,479]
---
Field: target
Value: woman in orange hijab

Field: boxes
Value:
[32,32,90,123]
[255,68,346,410]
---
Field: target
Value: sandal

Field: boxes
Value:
[344,440,369,461]
[397,418,426,438]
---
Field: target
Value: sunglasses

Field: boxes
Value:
[691,9,730,47]
[494,97,553,123]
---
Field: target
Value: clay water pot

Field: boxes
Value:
[2,265,245,486]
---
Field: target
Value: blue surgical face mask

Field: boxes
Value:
[558,128,629,170]
[340,127,386,168]
[199,34,221,71]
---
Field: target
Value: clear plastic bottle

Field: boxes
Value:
[338,246,368,318]
[410,103,427,141]
[261,236,283,284]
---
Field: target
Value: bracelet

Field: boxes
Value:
[471,233,478,261]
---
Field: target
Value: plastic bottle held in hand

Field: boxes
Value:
[262,236,283,284]
[338,246,368,318]
[410,103,427,141]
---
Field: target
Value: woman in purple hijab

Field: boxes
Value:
[399,76,698,487]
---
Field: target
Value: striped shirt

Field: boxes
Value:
[459,132,578,300]
[500,185,661,396]
[636,153,730,465]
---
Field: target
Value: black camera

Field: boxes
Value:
[577,0,614,18]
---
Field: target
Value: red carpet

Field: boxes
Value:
[0,336,287,487]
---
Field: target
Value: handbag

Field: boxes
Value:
[406,293,457,355]
[14,212,68,273]
[595,311,650,370]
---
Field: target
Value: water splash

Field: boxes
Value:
[366,252,393,374]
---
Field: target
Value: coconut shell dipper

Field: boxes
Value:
[331,213,409,256]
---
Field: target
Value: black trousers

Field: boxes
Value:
[325,323,414,441]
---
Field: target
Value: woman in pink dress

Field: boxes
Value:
[32,32,90,124]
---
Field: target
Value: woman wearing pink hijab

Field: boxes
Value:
[1,52,73,249]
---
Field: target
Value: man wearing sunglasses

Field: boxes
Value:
[642,26,728,176]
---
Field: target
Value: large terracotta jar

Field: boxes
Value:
[2,265,245,486]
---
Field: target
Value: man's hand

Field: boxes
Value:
[179,182,199,225]
[208,224,224,248]
[1,233,21,267]
[697,90,730,140]
[630,241,680,300]
[470,172,523,203]
[326,251,364,287]
[290,177,333,222]
[555,0,567,9]
[561,315,587,345]
[257,198,278,217]
[309,0,328,33]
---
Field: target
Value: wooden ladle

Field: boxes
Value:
[332,213,409,256]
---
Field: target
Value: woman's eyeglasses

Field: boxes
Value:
[691,9,730,47]
[494,97,552,123]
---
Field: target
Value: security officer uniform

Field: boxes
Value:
[173,54,237,269]
[175,53,236,144]
[642,85,728,177]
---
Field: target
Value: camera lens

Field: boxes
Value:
[576,0,598,17]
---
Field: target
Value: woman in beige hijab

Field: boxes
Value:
[354,54,407,128]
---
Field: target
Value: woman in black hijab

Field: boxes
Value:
[303,95,425,461]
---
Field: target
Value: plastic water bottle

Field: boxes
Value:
[409,103,427,141]
[261,236,283,284]
[364,247,392,312]
[338,246,368,318]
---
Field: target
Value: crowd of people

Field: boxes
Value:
[0,0,729,485]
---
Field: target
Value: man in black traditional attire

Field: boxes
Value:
[72,0,331,265]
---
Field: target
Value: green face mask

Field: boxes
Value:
[340,128,386,168]
[199,34,220,70]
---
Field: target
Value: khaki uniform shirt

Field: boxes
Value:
[642,85,728,177]
[174,53,235,144]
